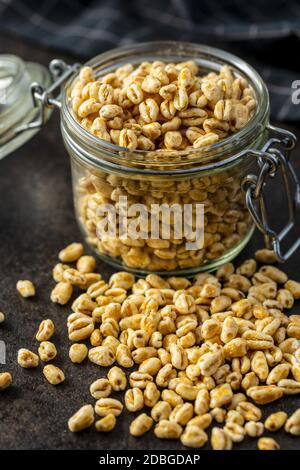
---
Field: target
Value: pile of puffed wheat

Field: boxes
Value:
[70,60,256,151]
[1,244,300,450]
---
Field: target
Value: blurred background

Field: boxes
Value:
[0,0,300,121]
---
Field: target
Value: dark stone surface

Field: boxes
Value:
[0,33,300,450]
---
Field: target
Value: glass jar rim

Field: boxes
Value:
[61,41,269,173]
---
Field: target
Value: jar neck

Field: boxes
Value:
[61,41,270,174]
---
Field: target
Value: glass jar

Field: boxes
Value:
[70,152,257,276]
[1,42,299,275]
[0,54,51,159]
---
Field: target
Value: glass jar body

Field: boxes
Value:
[60,41,270,275]
[67,143,267,276]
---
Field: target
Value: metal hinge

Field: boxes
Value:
[242,125,300,262]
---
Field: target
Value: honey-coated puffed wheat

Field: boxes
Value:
[62,253,300,446]
[0,372,12,391]
[12,243,300,449]
[16,280,35,298]
[71,61,257,272]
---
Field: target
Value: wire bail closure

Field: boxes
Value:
[242,125,300,262]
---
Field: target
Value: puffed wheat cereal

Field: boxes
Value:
[285,409,300,436]
[59,243,84,262]
[257,437,280,450]
[68,404,94,432]
[72,59,257,272]
[17,349,39,368]
[36,319,55,342]
[264,411,287,432]
[43,365,65,385]
[13,242,300,450]
[16,280,35,298]
[95,398,123,417]
[130,413,153,437]
[0,372,12,391]
[38,341,57,362]
[95,413,116,432]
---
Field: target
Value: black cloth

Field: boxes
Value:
[1,0,300,121]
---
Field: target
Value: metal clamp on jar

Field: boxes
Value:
[1,42,299,275]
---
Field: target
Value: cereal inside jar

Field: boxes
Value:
[62,42,269,275]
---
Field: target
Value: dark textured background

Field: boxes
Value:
[0,33,300,450]
[1,0,300,120]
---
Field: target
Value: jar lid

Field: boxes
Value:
[0,54,52,159]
